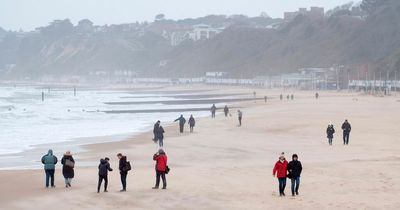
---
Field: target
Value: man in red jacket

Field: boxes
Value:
[273,152,288,196]
[152,149,168,189]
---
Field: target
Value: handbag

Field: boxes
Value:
[165,165,170,174]
[65,159,75,168]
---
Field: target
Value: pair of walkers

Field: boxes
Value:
[272,153,302,197]
[41,150,75,188]
[173,114,196,133]
[153,120,165,147]
[325,119,352,145]
[97,153,131,193]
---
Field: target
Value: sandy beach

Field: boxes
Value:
[1,86,400,210]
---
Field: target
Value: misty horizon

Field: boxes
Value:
[1,0,353,31]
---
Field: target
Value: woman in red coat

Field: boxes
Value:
[152,149,168,189]
[273,152,288,196]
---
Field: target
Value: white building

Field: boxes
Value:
[188,24,224,41]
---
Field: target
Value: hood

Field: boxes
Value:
[100,159,107,164]
[47,149,53,156]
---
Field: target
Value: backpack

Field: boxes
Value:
[123,161,132,172]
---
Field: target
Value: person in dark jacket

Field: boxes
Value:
[152,149,168,189]
[188,115,195,133]
[326,124,335,145]
[174,114,186,133]
[280,94,283,101]
[153,120,160,142]
[61,151,75,188]
[41,149,58,188]
[156,125,165,147]
[291,94,294,100]
[315,92,319,99]
[118,153,129,192]
[341,119,351,145]
[211,104,217,118]
[223,105,229,117]
[97,157,112,193]
[287,154,303,196]
[237,110,243,126]
[273,152,288,196]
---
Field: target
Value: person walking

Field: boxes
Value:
[223,105,229,117]
[341,119,351,145]
[326,124,335,145]
[97,157,112,193]
[188,115,195,133]
[118,153,130,192]
[291,94,294,100]
[152,149,168,190]
[156,125,165,147]
[153,120,160,142]
[61,151,75,188]
[273,153,288,196]
[211,104,217,118]
[237,110,243,126]
[315,92,319,99]
[287,154,302,196]
[280,94,283,101]
[41,149,58,188]
[174,114,186,133]
[264,96,267,103]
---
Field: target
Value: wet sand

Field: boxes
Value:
[1,87,400,210]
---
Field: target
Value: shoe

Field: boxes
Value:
[68,183,71,187]
[104,190,108,192]
[162,187,167,190]
[292,194,295,197]
[97,191,100,193]
[152,187,159,189]
[51,185,56,188]
[296,191,299,195]
[65,185,69,188]
[282,192,286,196]
[120,189,126,192]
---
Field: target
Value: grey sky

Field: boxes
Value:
[1,0,354,31]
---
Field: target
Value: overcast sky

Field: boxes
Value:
[1,0,353,31]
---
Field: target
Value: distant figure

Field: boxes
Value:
[41,149,58,188]
[326,124,335,146]
[287,154,302,196]
[223,105,229,117]
[280,94,283,101]
[273,152,288,197]
[156,125,165,147]
[152,149,168,189]
[174,114,186,133]
[188,115,195,133]
[253,91,256,98]
[97,157,113,193]
[118,153,131,192]
[315,92,319,99]
[153,121,160,142]
[264,96,267,103]
[237,110,243,126]
[211,104,217,118]
[341,119,352,145]
[61,151,75,188]
[286,95,290,100]
[291,94,294,100]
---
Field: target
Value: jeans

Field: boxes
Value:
[64,178,72,186]
[190,126,194,133]
[238,117,242,126]
[179,125,184,133]
[45,169,55,187]
[97,175,108,192]
[328,137,333,145]
[158,137,164,147]
[211,112,215,118]
[278,178,286,195]
[343,132,350,145]
[291,176,300,195]
[120,173,127,190]
[155,170,167,188]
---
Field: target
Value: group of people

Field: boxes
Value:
[212,104,243,126]
[279,94,295,100]
[326,119,352,145]
[272,153,303,197]
[41,149,169,192]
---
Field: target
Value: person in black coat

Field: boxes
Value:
[153,121,160,142]
[118,153,129,192]
[341,119,351,145]
[61,151,75,188]
[174,114,186,133]
[326,124,335,145]
[98,157,112,193]
[188,115,195,133]
[287,154,302,196]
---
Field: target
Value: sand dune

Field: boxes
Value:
[1,88,400,210]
